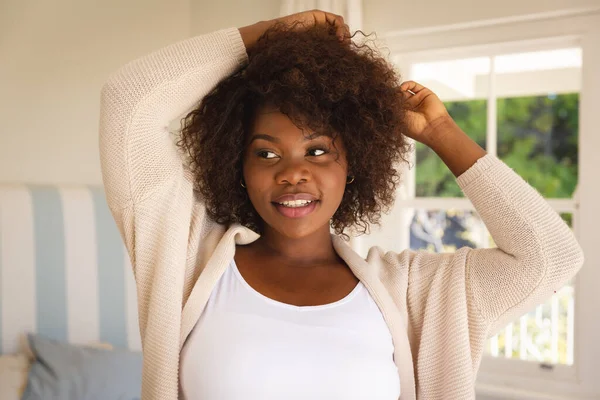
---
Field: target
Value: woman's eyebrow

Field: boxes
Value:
[249,133,280,144]
[249,132,325,144]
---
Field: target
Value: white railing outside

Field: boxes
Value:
[486,285,574,365]
[408,208,576,366]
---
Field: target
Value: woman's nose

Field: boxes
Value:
[275,161,311,185]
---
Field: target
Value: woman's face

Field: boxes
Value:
[242,106,349,239]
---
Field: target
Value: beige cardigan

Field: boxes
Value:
[99,27,584,400]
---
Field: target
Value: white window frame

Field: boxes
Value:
[366,8,600,400]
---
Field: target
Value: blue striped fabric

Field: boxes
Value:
[92,189,128,348]
[31,187,68,343]
[0,185,140,354]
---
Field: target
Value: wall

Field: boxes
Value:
[363,0,600,33]
[0,0,191,185]
[191,0,280,35]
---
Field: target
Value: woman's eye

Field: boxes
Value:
[308,148,327,156]
[257,150,277,159]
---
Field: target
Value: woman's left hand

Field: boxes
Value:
[399,81,487,177]
[399,81,452,146]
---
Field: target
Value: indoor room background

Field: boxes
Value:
[1,1,599,399]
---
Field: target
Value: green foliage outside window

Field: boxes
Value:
[415,93,579,199]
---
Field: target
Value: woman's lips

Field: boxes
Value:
[272,200,319,218]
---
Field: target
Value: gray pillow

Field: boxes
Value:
[21,333,142,400]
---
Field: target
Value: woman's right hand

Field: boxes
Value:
[238,10,350,52]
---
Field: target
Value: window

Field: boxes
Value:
[348,9,600,399]
[408,48,580,367]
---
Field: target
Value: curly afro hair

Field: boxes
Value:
[178,20,411,239]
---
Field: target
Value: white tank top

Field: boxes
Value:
[180,259,400,400]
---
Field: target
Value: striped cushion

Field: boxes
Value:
[0,185,140,354]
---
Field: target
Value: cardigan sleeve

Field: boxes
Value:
[97,29,250,399]
[98,27,248,259]
[99,27,247,210]
[407,155,584,337]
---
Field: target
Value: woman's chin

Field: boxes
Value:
[276,224,320,240]
[268,218,330,240]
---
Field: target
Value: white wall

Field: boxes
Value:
[191,0,280,35]
[364,0,600,33]
[0,0,191,185]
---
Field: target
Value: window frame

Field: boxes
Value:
[375,9,600,400]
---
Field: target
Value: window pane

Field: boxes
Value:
[486,284,575,365]
[410,57,489,198]
[412,209,577,365]
[410,57,490,101]
[416,100,487,197]
[409,209,486,252]
[485,213,575,365]
[494,48,581,95]
[497,94,578,198]
[496,48,580,198]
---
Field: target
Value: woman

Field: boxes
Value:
[99,10,584,400]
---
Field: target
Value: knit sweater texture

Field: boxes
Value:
[99,27,584,400]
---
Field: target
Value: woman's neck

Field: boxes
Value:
[252,226,341,266]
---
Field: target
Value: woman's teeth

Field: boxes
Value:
[278,200,314,208]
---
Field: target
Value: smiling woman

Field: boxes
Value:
[99,8,584,400]
[178,20,411,240]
